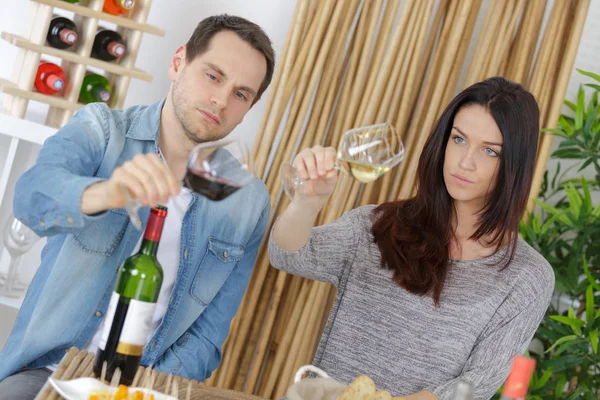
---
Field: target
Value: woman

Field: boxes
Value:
[269,77,554,400]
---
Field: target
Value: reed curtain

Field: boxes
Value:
[204,1,590,398]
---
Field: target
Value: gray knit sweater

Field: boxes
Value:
[268,205,554,400]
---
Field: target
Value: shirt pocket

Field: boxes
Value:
[190,237,245,306]
[72,208,129,256]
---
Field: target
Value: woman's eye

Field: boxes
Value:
[484,148,499,157]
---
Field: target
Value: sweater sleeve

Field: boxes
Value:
[268,206,374,287]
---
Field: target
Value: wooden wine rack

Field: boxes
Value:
[0,0,165,128]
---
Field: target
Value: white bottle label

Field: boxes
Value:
[98,292,119,351]
[98,292,157,356]
[120,298,156,345]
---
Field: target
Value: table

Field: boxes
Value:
[35,347,266,400]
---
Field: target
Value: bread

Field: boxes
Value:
[367,390,393,400]
[337,375,376,400]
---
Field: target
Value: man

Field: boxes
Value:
[0,14,274,400]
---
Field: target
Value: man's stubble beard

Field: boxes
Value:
[171,78,229,145]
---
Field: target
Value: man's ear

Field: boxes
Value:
[168,45,187,81]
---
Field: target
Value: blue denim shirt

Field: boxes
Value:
[0,100,270,382]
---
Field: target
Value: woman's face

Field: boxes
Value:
[443,105,503,209]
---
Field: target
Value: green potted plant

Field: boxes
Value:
[518,69,600,399]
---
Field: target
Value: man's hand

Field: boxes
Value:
[81,153,181,215]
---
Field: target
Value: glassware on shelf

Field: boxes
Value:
[1,215,40,297]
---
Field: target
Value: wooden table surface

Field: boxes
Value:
[35,347,266,400]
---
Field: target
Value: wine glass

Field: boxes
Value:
[281,122,405,199]
[123,139,254,229]
[1,215,40,296]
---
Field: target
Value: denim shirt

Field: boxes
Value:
[0,100,270,382]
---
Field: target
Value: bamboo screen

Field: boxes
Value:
[205,1,590,398]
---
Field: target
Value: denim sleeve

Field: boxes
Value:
[154,197,271,381]
[13,103,111,237]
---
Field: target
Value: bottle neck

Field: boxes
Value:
[139,238,159,256]
[139,207,166,256]
[118,0,134,9]
[92,86,110,102]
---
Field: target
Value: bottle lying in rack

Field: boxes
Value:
[103,0,135,16]
[92,29,127,62]
[79,73,112,104]
[35,61,66,96]
[93,206,167,385]
[47,15,78,50]
[61,0,82,3]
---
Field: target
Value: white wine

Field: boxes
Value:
[339,159,391,183]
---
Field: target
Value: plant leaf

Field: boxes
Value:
[544,334,579,353]
[578,157,595,172]
[583,102,598,142]
[585,83,600,91]
[586,284,595,326]
[533,367,554,390]
[555,374,567,398]
[554,339,582,357]
[578,68,600,83]
[589,329,598,355]
[534,200,574,227]
[551,161,562,189]
[559,115,575,136]
[564,99,577,113]
[564,183,582,221]
[551,148,586,159]
[549,316,584,334]
[582,255,600,291]
[592,202,600,218]
[581,178,592,213]
[575,86,585,130]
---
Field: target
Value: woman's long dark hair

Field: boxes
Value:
[372,77,540,305]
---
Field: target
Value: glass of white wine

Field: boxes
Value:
[281,122,405,199]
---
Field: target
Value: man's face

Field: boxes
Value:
[168,30,267,143]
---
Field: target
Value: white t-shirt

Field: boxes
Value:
[85,187,192,355]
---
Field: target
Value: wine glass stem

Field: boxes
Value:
[3,256,19,296]
[120,183,143,230]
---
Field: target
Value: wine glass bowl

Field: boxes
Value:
[183,140,254,201]
[123,139,254,229]
[281,122,405,200]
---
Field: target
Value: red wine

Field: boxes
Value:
[183,169,242,201]
[47,16,78,49]
[92,29,126,61]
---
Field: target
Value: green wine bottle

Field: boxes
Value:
[93,206,167,385]
[62,0,82,3]
[79,73,112,104]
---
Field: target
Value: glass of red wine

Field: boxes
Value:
[122,139,254,229]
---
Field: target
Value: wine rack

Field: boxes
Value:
[0,0,165,128]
